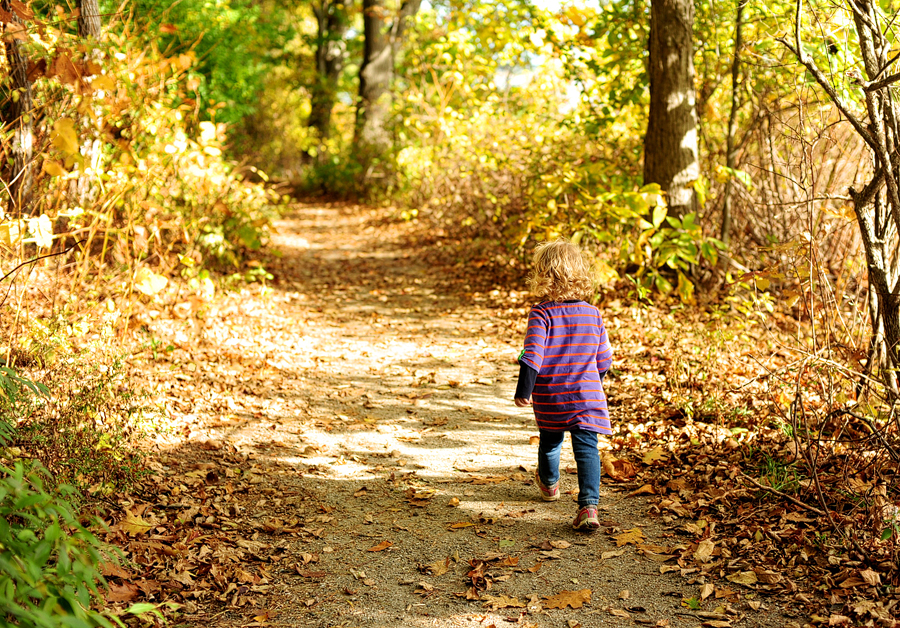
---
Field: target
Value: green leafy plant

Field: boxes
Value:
[3,345,147,495]
[577,185,726,302]
[0,461,116,628]
[758,454,800,494]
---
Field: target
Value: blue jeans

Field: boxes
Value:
[537,428,600,507]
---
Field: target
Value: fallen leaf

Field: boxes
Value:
[420,559,450,576]
[541,549,563,559]
[50,117,78,153]
[253,610,277,622]
[602,453,638,481]
[450,522,475,529]
[543,589,592,609]
[118,512,153,536]
[726,571,758,586]
[528,561,543,573]
[601,549,626,560]
[549,540,571,549]
[694,539,715,562]
[100,562,131,578]
[470,475,508,485]
[754,569,781,584]
[859,568,881,586]
[659,565,679,574]
[482,595,525,610]
[614,528,646,546]
[366,540,393,552]
[714,587,736,599]
[700,583,714,600]
[106,582,138,602]
[134,268,168,297]
[619,590,630,600]
[610,608,631,618]
[628,484,656,497]
[642,447,667,464]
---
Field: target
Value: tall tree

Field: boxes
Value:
[783,0,900,396]
[78,0,101,38]
[355,0,422,158]
[643,0,699,218]
[309,0,348,148]
[69,0,103,206]
[2,0,34,215]
[720,0,747,244]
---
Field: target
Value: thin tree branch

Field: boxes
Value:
[866,70,900,92]
[738,472,827,516]
[778,0,876,150]
[875,51,900,81]
[0,240,85,310]
[0,240,85,284]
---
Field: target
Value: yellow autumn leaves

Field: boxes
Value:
[0,214,54,249]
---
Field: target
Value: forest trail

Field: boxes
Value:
[132,203,798,628]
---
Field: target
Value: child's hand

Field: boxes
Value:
[514,397,532,407]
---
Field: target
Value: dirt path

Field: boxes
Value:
[132,203,801,628]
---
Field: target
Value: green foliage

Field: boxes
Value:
[0,366,49,406]
[1,324,146,495]
[542,0,649,132]
[0,367,49,453]
[0,461,115,628]
[0,10,280,278]
[298,156,367,199]
[757,454,800,494]
[575,186,726,302]
[125,0,296,128]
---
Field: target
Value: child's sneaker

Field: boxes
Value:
[572,506,600,531]
[534,469,560,501]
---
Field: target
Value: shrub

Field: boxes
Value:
[0,321,146,497]
[0,461,115,628]
[1,350,146,496]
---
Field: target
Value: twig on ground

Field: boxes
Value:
[738,472,827,517]
[0,239,85,310]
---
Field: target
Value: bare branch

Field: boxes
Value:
[777,29,876,150]
[0,239,85,284]
[738,473,827,517]
[866,70,900,92]
[875,50,900,80]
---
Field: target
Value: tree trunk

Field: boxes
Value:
[720,0,747,244]
[78,0,101,39]
[643,0,699,218]
[785,0,900,398]
[69,0,103,207]
[2,0,34,215]
[309,0,347,149]
[354,0,421,159]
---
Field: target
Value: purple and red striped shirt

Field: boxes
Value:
[518,301,613,434]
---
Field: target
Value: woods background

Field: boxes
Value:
[2,0,900,626]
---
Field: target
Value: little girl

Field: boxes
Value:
[514,239,613,531]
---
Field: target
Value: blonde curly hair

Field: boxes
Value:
[527,239,595,302]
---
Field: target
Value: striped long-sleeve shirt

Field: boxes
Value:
[517,300,613,434]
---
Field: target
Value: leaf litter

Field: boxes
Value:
[100,202,896,627]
